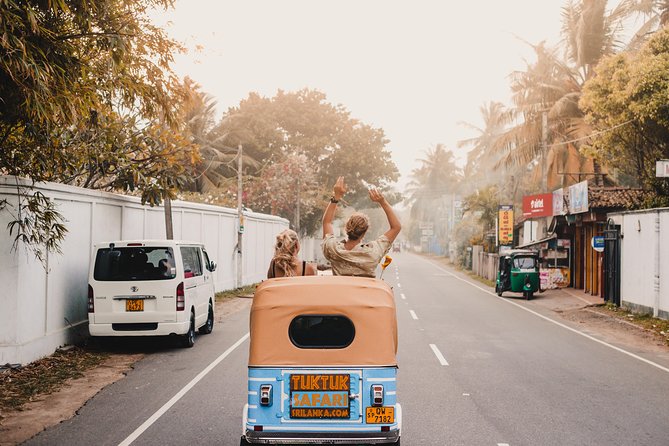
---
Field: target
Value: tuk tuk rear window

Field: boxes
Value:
[289,315,355,349]
[94,247,176,281]
[513,256,536,269]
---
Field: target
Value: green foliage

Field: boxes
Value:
[462,185,500,232]
[0,0,197,260]
[217,89,399,206]
[2,189,67,266]
[581,27,669,203]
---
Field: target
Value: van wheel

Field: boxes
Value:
[239,437,251,446]
[199,302,214,334]
[182,312,195,348]
[393,438,401,446]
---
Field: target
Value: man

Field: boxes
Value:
[322,176,401,277]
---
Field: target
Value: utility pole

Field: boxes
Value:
[295,176,301,235]
[236,144,243,289]
[541,111,548,191]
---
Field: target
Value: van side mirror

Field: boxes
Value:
[208,261,217,272]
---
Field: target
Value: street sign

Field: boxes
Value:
[498,205,514,246]
[591,235,605,253]
[657,160,669,177]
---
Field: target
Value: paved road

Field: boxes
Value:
[25,253,669,445]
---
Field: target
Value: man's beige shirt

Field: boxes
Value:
[321,234,392,277]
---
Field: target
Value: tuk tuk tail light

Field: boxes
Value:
[371,384,384,407]
[260,384,273,406]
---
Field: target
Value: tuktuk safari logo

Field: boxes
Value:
[289,374,351,419]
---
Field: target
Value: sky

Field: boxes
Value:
[151,1,572,188]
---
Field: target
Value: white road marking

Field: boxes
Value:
[498,443,510,446]
[418,256,669,375]
[409,310,418,320]
[463,393,470,396]
[117,333,250,446]
[400,293,406,300]
[397,283,401,288]
[429,343,449,366]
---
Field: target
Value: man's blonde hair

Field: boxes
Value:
[345,213,369,241]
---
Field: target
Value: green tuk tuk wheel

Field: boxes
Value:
[495,283,503,297]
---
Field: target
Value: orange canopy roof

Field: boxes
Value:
[248,276,398,367]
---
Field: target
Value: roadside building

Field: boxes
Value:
[514,182,645,296]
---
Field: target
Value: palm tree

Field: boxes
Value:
[457,101,513,193]
[491,0,639,189]
[180,79,259,193]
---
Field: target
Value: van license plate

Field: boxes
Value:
[366,407,394,424]
[126,299,144,312]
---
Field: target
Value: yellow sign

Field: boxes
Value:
[498,205,514,246]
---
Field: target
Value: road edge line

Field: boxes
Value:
[417,255,669,375]
[117,332,250,446]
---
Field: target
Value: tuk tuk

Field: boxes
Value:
[495,250,540,300]
[241,276,401,445]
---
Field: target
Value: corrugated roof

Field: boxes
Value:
[588,187,647,210]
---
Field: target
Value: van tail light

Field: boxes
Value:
[87,285,94,313]
[260,384,273,406]
[176,282,185,311]
[371,384,384,407]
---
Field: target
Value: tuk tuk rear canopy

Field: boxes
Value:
[248,276,398,367]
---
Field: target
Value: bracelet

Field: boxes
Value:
[330,197,339,204]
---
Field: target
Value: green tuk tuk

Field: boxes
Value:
[495,250,540,300]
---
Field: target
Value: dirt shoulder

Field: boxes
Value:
[0,296,251,446]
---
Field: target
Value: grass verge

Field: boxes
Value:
[215,283,258,302]
[596,303,669,346]
[0,347,108,413]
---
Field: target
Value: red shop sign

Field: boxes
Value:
[523,193,553,218]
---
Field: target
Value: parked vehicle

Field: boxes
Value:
[87,240,217,347]
[241,275,401,445]
[495,249,540,300]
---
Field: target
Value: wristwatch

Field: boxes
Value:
[330,197,339,204]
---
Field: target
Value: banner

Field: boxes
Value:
[552,188,565,216]
[522,193,553,218]
[568,180,589,214]
[498,205,514,246]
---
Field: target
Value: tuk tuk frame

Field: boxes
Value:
[241,276,402,445]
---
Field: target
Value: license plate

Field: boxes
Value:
[290,374,350,419]
[366,406,395,424]
[125,299,144,312]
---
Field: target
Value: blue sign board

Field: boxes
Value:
[591,236,605,252]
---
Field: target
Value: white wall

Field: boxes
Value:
[610,208,669,319]
[0,177,288,365]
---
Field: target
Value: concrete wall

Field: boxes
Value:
[609,208,669,320]
[0,177,288,365]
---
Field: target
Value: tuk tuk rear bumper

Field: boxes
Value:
[243,429,400,444]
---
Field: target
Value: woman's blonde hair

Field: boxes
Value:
[345,212,369,241]
[273,229,299,276]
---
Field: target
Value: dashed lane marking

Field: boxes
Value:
[409,310,418,320]
[400,293,406,300]
[429,343,449,366]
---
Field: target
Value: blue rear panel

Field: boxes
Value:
[246,367,399,436]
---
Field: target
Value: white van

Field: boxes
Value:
[87,240,217,347]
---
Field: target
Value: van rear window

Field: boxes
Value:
[94,247,176,281]
[289,315,355,349]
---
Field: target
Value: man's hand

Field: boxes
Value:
[369,188,386,204]
[333,176,347,201]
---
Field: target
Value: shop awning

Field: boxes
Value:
[516,233,557,249]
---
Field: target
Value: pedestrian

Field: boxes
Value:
[321,176,401,277]
[267,229,317,278]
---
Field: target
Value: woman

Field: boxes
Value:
[321,177,401,277]
[267,229,317,278]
